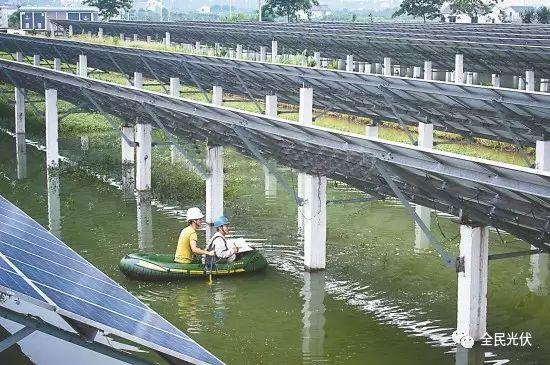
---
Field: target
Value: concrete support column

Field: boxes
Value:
[540,79,549,92]
[536,140,550,171]
[212,85,223,106]
[365,62,372,74]
[456,224,489,343]
[445,72,453,83]
[260,46,267,62]
[170,77,180,97]
[98,27,103,38]
[265,94,277,117]
[133,34,138,42]
[53,58,61,71]
[264,94,278,197]
[45,89,59,168]
[135,123,152,191]
[133,72,143,88]
[271,40,278,62]
[33,55,40,66]
[346,54,354,72]
[314,52,321,68]
[337,59,345,70]
[383,57,392,76]
[303,175,327,271]
[423,61,432,81]
[358,63,365,73]
[195,41,201,52]
[298,87,313,234]
[519,77,526,90]
[526,70,535,91]
[491,73,501,87]
[165,32,170,46]
[15,85,25,134]
[68,25,73,37]
[78,54,87,77]
[236,44,243,59]
[413,66,421,79]
[16,51,23,62]
[121,126,135,164]
[16,133,27,180]
[415,122,434,251]
[472,72,479,85]
[455,54,464,84]
[466,72,473,85]
[136,192,153,250]
[146,35,152,43]
[119,33,125,41]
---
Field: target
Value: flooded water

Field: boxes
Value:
[1,127,550,365]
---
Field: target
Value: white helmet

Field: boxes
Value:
[186,207,204,221]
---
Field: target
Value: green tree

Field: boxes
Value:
[520,8,536,23]
[536,6,550,24]
[451,0,499,19]
[8,11,20,28]
[392,0,444,22]
[263,0,319,22]
[83,0,133,19]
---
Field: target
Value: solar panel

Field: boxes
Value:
[51,20,550,77]
[0,59,547,251]
[0,195,223,365]
[2,34,549,147]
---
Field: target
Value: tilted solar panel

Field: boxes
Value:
[0,195,223,365]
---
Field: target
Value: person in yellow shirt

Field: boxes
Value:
[174,207,214,263]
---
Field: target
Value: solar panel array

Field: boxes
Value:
[0,59,548,250]
[2,34,550,148]
[51,20,550,77]
[0,194,223,365]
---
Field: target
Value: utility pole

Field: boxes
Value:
[259,0,262,21]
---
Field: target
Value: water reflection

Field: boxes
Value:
[15,133,27,180]
[263,166,277,198]
[121,165,135,200]
[455,345,484,365]
[301,271,326,363]
[414,206,431,253]
[80,135,89,151]
[136,191,153,251]
[47,168,61,238]
[527,251,549,296]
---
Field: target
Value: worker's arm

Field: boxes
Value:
[213,238,236,259]
[190,237,214,256]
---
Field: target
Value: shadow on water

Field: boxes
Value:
[1,129,550,364]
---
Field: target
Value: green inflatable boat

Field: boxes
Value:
[119,250,268,281]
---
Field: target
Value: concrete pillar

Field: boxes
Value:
[146,35,152,43]
[424,61,432,81]
[526,70,535,91]
[15,85,25,134]
[301,271,326,358]
[271,40,278,62]
[383,57,392,76]
[412,66,421,79]
[472,72,479,85]
[298,87,313,234]
[456,224,488,343]
[133,72,143,88]
[228,49,235,59]
[540,79,549,92]
[513,75,519,89]
[303,175,327,271]
[365,62,372,74]
[195,41,202,52]
[536,141,550,171]
[491,74,500,87]
[260,46,267,62]
[466,72,473,85]
[337,59,345,70]
[16,51,23,62]
[164,32,171,46]
[374,63,381,74]
[135,123,152,191]
[314,52,321,68]
[78,54,87,77]
[87,31,92,38]
[236,44,243,59]
[346,54,354,72]
[358,63,365,73]
[264,94,278,197]
[33,55,40,66]
[455,54,464,84]
[98,27,103,38]
[212,85,223,106]
[265,94,277,117]
[170,77,180,97]
[365,123,378,138]
[215,43,220,53]
[53,58,61,71]
[415,122,434,251]
[121,126,134,164]
[133,34,138,42]
[68,25,73,37]
[119,33,125,41]
[16,133,27,180]
[45,89,59,168]
[446,72,453,83]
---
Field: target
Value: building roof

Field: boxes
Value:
[311,5,330,11]
[506,5,535,12]
[19,6,99,12]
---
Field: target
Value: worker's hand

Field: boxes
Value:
[232,246,238,254]
[206,251,215,256]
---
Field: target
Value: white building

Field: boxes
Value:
[311,5,331,19]
[501,5,536,22]
[0,5,18,29]
[19,6,99,32]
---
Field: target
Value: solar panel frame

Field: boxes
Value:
[0,59,547,250]
[1,34,549,147]
[0,195,223,365]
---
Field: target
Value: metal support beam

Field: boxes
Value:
[0,326,35,352]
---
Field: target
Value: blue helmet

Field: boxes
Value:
[213,216,230,228]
